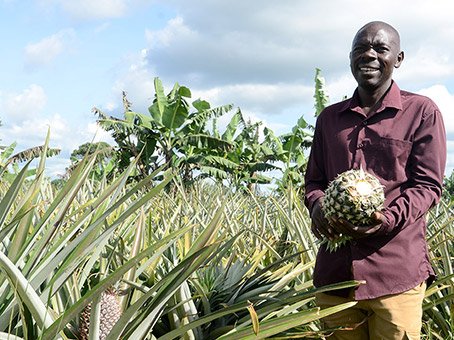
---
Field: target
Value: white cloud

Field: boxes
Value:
[94,22,111,34]
[114,45,317,134]
[197,83,313,112]
[37,0,142,20]
[0,85,47,122]
[110,49,155,112]
[144,13,329,87]
[85,122,115,144]
[5,114,68,149]
[24,29,75,69]
[397,48,454,86]
[141,1,454,94]
[30,121,120,178]
[417,85,454,133]
[416,85,454,175]
[44,157,71,178]
[446,140,454,175]
[58,0,127,19]
[145,16,195,49]
[188,84,312,136]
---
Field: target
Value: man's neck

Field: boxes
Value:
[357,82,392,116]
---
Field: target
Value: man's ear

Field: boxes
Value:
[394,51,404,68]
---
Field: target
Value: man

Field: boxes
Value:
[304,21,446,339]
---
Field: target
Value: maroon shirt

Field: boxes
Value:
[304,81,446,300]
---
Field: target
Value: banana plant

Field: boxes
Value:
[95,78,234,183]
[0,142,60,181]
[199,110,281,191]
[275,68,330,192]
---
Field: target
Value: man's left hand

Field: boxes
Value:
[327,212,385,239]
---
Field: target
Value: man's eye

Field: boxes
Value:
[353,47,367,53]
[374,46,388,53]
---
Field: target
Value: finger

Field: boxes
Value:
[363,224,382,236]
[323,224,338,240]
[314,222,335,240]
[369,211,384,225]
[311,224,322,240]
[330,219,349,234]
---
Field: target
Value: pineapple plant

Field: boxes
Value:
[321,168,384,251]
[79,287,122,340]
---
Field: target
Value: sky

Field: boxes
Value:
[1,0,454,178]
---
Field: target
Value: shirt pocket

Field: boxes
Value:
[363,137,413,181]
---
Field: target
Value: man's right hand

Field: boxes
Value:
[310,199,339,241]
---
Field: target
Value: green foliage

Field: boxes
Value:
[0,148,453,339]
[442,170,454,200]
[270,68,330,192]
[424,201,454,339]
[314,68,330,116]
[65,141,116,181]
[70,141,113,163]
[276,115,314,192]
[94,78,287,191]
[91,69,332,192]
[95,81,236,183]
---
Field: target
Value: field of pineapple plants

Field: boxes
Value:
[0,72,452,339]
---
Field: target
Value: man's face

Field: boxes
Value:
[349,24,403,93]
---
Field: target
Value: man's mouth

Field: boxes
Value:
[359,66,379,73]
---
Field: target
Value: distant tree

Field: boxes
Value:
[70,141,114,163]
[65,141,115,180]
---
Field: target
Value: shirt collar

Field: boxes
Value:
[339,81,403,114]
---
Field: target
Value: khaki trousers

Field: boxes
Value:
[315,282,426,340]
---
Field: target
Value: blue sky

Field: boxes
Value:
[1,0,454,177]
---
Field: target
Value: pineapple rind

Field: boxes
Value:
[321,168,385,251]
[79,287,122,340]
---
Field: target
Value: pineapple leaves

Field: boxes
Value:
[0,251,55,330]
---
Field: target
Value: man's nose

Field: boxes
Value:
[362,46,378,58]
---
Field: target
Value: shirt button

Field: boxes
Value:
[358,143,364,148]
[362,121,368,126]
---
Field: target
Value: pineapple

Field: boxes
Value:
[321,168,384,251]
[79,287,122,340]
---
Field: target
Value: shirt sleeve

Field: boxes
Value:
[304,115,327,214]
[379,106,446,234]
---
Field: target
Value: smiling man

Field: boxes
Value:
[304,21,446,339]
